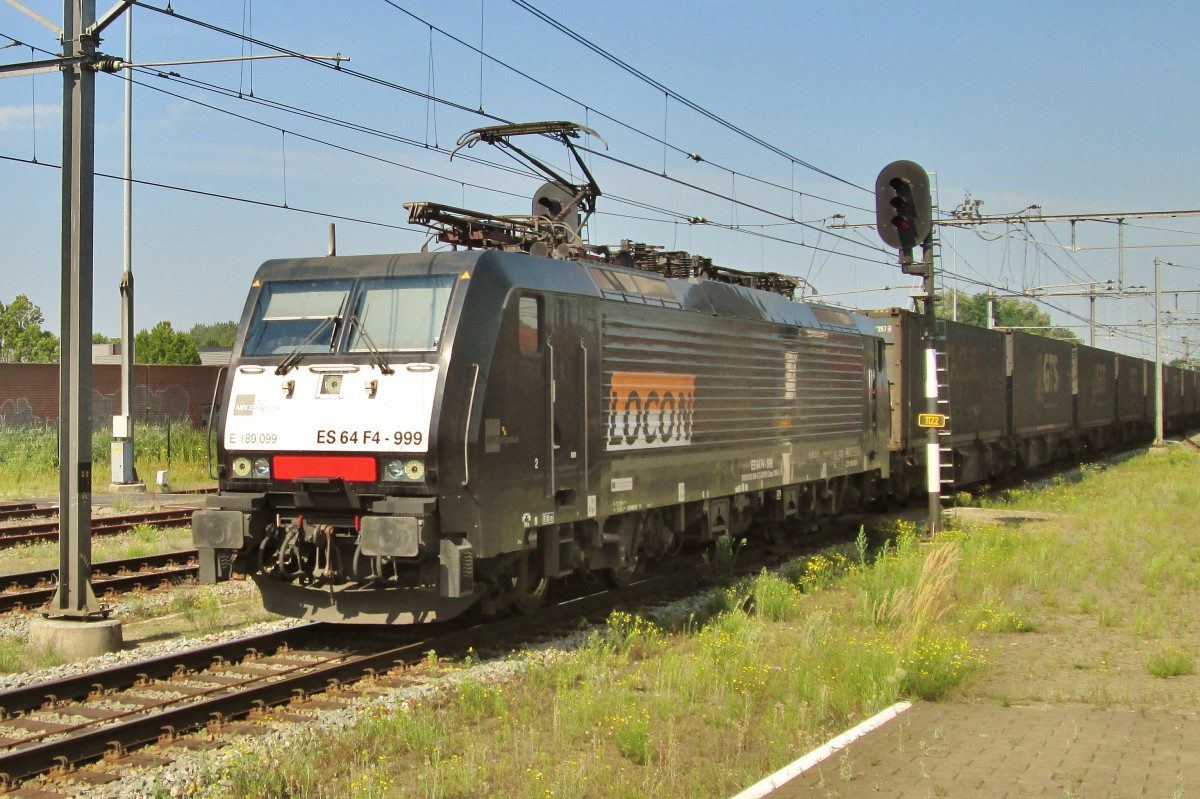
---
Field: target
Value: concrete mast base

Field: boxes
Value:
[28,617,123,660]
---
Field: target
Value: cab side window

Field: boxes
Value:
[518,296,542,354]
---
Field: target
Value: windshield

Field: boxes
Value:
[241,275,455,357]
[347,275,455,352]
[243,279,353,356]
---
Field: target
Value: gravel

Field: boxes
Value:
[42,628,593,799]
[8,579,719,798]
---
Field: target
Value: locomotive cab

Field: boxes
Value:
[193,252,487,623]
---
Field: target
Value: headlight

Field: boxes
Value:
[232,457,251,478]
[383,459,425,481]
[252,457,271,479]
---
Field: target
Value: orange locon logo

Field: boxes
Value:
[605,372,696,450]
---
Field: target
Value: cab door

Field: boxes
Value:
[547,296,585,511]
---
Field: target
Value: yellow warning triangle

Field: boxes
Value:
[460,271,471,280]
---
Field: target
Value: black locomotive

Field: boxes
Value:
[193,246,890,623]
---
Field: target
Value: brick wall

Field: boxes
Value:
[0,363,226,429]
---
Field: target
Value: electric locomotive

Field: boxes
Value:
[191,123,892,623]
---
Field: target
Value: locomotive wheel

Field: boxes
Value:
[503,553,549,615]
[510,574,550,615]
[604,555,641,589]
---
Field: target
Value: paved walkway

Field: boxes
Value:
[761,701,1200,798]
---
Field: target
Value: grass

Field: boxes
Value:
[1146,647,1196,678]
[0,422,216,497]
[0,439,1180,791]
[75,444,1200,797]
[168,586,229,634]
[0,527,195,574]
[0,583,277,675]
[201,522,990,798]
[0,636,66,673]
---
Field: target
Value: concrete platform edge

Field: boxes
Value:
[729,701,913,799]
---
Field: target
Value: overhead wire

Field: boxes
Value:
[129,1,509,124]
[7,8,1188,355]
[136,67,876,260]
[0,153,422,233]
[115,74,886,261]
[375,0,873,217]
[120,3,882,259]
[128,70,542,201]
[506,0,869,192]
[937,266,1165,352]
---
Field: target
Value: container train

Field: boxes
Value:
[191,123,1200,624]
[191,245,1199,625]
[870,309,1200,497]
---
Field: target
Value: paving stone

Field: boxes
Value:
[766,704,1200,798]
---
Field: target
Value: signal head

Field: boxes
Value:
[875,161,932,251]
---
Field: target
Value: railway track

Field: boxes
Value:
[0,551,751,794]
[0,508,196,550]
[0,502,54,524]
[0,551,199,613]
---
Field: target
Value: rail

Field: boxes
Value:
[0,509,196,549]
[0,550,199,613]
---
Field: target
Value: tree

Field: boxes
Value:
[135,321,201,365]
[937,289,1080,343]
[0,295,59,362]
[187,320,239,348]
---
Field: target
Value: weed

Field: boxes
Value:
[0,423,214,495]
[752,569,802,622]
[609,708,651,764]
[854,525,869,566]
[838,750,854,781]
[110,495,135,513]
[1097,606,1121,628]
[974,601,1036,633]
[704,534,745,581]
[899,632,986,700]
[872,543,959,645]
[604,610,662,656]
[1146,647,1196,678]
[0,637,24,673]
[457,679,508,722]
[796,550,851,593]
[168,588,224,633]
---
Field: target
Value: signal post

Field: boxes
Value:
[875,161,942,534]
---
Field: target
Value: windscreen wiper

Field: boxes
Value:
[275,296,348,375]
[275,314,339,375]
[348,314,395,375]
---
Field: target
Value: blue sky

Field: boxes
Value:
[2,1,1199,359]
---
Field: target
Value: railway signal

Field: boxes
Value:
[876,159,941,533]
[875,160,933,275]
